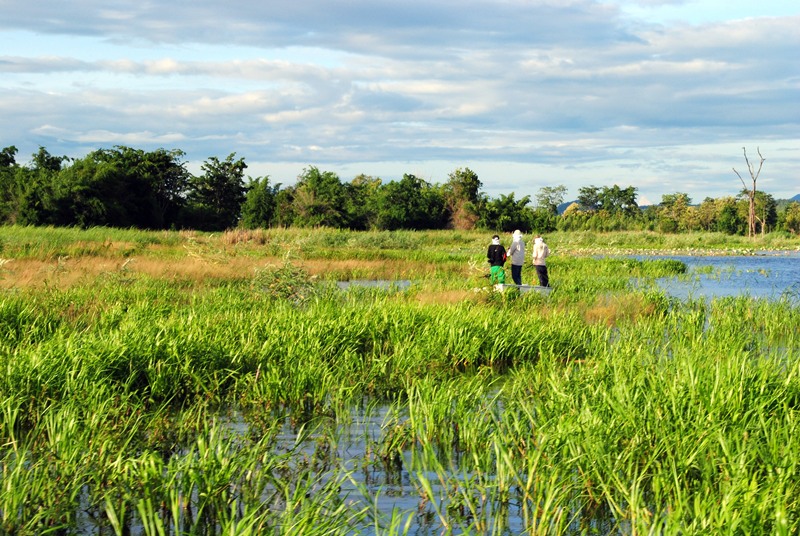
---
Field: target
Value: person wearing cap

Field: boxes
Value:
[486,234,507,284]
[531,235,550,287]
[506,230,526,285]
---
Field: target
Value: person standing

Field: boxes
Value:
[531,235,550,287]
[486,234,507,284]
[506,230,526,285]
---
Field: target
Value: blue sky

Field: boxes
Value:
[1,0,798,206]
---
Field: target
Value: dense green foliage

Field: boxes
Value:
[2,145,798,235]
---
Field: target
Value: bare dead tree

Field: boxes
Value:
[733,147,765,238]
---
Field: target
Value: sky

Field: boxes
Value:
[1,0,798,206]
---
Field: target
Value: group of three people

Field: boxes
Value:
[487,230,549,287]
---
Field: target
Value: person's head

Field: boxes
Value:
[534,235,543,244]
[491,234,500,245]
[512,230,522,241]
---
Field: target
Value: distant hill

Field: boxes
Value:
[557,201,574,214]
[791,194,800,202]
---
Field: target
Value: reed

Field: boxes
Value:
[1,225,799,533]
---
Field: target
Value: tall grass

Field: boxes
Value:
[1,226,799,533]
[364,295,800,534]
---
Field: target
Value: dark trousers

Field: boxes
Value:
[535,265,549,287]
[511,264,522,285]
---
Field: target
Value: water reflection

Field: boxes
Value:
[643,251,800,300]
[225,405,540,535]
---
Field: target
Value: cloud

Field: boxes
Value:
[0,1,798,202]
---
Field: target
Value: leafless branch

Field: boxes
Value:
[733,166,746,190]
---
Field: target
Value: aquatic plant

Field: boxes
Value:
[1,225,798,533]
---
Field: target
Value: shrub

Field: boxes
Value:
[252,260,317,303]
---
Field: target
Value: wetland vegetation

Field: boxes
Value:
[1,226,799,534]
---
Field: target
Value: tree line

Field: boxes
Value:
[1,145,798,235]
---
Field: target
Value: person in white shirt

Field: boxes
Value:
[506,230,526,285]
[531,236,550,287]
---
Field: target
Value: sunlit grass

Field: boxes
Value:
[1,225,799,533]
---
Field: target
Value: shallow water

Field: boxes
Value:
[645,251,800,301]
[337,279,412,291]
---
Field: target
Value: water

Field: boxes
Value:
[644,251,800,301]
[334,254,800,301]
[242,407,533,535]
[336,279,412,291]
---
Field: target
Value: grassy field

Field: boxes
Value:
[2,225,796,289]
[0,225,799,534]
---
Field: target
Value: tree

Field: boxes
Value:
[477,193,532,232]
[38,146,191,229]
[658,192,692,233]
[25,155,112,227]
[529,207,558,234]
[15,148,127,227]
[291,167,348,228]
[598,185,639,217]
[15,146,190,228]
[186,153,248,231]
[31,146,68,172]
[696,197,718,232]
[344,174,382,230]
[138,148,191,229]
[91,146,190,229]
[782,202,800,235]
[0,146,20,222]
[272,187,297,228]
[240,176,279,229]
[0,146,17,168]
[443,167,483,229]
[715,197,744,235]
[535,185,567,215]
[375,174,446,230]
[733,147,764,238]
[576,186,601,212]
[575,184,639,224]
[557,202,589,231]
[737,189,777,235]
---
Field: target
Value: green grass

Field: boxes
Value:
[0,226,799,534]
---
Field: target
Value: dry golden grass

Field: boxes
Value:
[414,289,472,305]
[582,293,657,326]
[0,258,105,289]
[299,258,440,281]
[0,254,442,289]
[220,228,282,245]
[0,256,261,289]
[67,240,142,257]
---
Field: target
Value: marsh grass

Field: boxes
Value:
[1,226,799,534]
[581,292,664,327]
[554,229,800,255]
[6,226,781,292]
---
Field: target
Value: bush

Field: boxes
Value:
[252,260,318,303]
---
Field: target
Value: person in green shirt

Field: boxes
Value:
[487,234,507,284]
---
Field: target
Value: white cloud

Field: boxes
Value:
[0,0,798,202]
